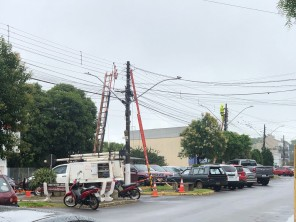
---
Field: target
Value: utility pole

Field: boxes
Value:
[262,124,266,149]
[224,103,228,131]
[283,135,285,166]
[124,61,131,185]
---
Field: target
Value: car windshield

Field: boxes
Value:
[163,167,180,173]
[134,164,155,172]
[221,165,236,172]
[235,166,243,172]
[0,178,10,192]
[151,165,166,172]
[241,160,257,166]
[243,168,251,172]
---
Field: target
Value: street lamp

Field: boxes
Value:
[228,105,254,125]
[136,76,181,99]
[269,125,284,135]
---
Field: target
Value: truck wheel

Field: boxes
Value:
[261,179,269,186]
[214,186,221,192]
[195,181,203,189]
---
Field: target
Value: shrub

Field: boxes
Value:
[29,168,56,190]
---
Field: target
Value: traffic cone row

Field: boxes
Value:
[178,178,185,193]
[151,181,159,197]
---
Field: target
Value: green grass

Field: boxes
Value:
[18,201,65,208]
[140,184,214,196]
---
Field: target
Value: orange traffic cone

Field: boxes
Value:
[179,178,185,193]
[151,181,159,197]
[25,190,31,198]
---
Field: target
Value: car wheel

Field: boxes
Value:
[247,183,253,188]
[214,186,221,192]
[229,186,236,190]
[195,181,203,189]
[238,184,244,189]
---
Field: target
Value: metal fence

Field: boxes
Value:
[7,168,36,184]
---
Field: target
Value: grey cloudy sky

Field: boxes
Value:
[1,0,295,145]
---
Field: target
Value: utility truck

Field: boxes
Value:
[50,152,125,202]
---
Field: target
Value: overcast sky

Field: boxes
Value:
[1,0,295,146]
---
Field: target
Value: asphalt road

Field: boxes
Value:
[52,176,294,222]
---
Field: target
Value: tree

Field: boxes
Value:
[250,149,263,164]
[278,0,296,26]
[21,83,97,166]
[130,147,167,166]
[102,142,124,152]
[261,147,274,166]
[180,113,226,164]
[0,38,31,159]
[222,132,252,162]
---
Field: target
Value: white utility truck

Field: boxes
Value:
[52,152,124,202]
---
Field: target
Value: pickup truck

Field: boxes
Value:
[228,159,273,186]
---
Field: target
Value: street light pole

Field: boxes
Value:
[136,76,181,99]
[227,105,254,127]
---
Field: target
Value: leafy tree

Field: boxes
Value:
[261,147,274,166]
[29,168,56,190]
[222,132,252,162]
[251,149,263,164]
[21,83,97,166]
[102,142,124,152]
[180,113,226,164]
[0,38,31,159]
[130,147,167,166]
[278,0,296,26]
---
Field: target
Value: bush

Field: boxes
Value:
[29,168,56,190]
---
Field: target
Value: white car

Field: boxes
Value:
[220,164,239,190]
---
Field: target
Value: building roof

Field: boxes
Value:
[130,126,187,140]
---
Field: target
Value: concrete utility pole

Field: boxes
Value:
[262,124,266,149]
[224,103,228,131]
[124,61,131,185]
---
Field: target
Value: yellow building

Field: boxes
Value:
[130,126,189,166]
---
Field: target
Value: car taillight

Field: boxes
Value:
[252,168,256,173]
[10,195,18,204]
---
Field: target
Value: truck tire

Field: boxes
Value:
[260,179,269,186]
[195,181,203,189]
[214,186,221,192]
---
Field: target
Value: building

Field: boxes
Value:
[252,134,289,166]
[130,126,189,166]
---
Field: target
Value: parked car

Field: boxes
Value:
[130,164,167,185]
[167,165,228,191]
[229,159,273,186]
[0,175,18,207]
[162,166,181,176]
[220,164,239,190]
[243,167,257,187]
[232,165,246,189]
[283,166,294,172]
[0,205,97,221]
[273,166,294,176]
[150,165,173,177]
